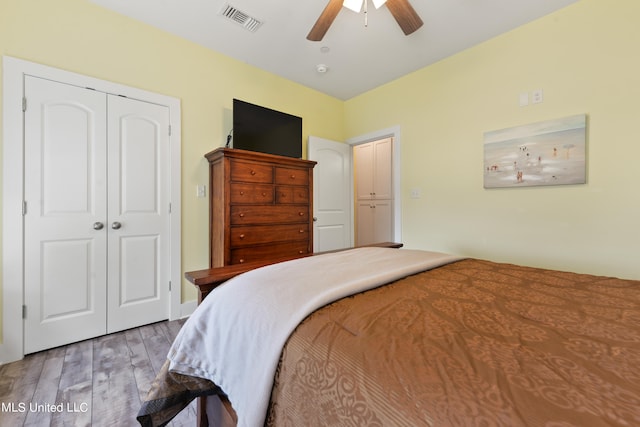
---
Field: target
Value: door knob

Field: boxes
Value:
[111,222,122,230]
[93,222,104,230]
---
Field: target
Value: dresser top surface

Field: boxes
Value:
[205,147,316,168]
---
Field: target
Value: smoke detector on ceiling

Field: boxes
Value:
[219,3,263,33]
[316,64,329,74]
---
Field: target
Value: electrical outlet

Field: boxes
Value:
[196,185,206,198]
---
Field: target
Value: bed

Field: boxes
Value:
[138,246,640,427]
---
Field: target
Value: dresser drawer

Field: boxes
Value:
[275,167,309,186]
[230,159,273,183]
[230,242,311,264]
[230,205,309,225]
[231,224,309,246]
[276,186,309,204]
[230,183,274,204]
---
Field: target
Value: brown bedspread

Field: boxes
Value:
[265,258,640,427]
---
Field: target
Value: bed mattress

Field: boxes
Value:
[139,256,640,426]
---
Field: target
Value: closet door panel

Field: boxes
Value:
[372,138,393,200]
[106,95,170,333]
[23,76,108,354]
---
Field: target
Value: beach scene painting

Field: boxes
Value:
[483,114,587,188]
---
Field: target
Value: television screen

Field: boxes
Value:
[232,99,302,158]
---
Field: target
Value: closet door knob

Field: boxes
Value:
[93,222,104,230]
[112,221,122,230]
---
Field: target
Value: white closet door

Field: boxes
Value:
[354,143,375,200]
[24,76,108,354]
[23,77,171,353]
[372,138,393,200]
[372,200,393,243]
[356,202,376,246]
[356,201,393,246]
[106,95,170,333]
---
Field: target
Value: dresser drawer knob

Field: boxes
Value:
[239,234,245,239]
[240,191,245,196]
[290,174,296,179]
[262,192,267,197]
[239,259,245,263]
[239,213,245,218]
[298,250,304,254]
[299,229,304,233]
[298,212,304,216]
[250,170,256,175]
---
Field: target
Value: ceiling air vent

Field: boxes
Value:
[219,4,263,33]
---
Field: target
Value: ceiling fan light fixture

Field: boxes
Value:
[343,0,386,13]
[343,0,362,13]
[307,0,421,42]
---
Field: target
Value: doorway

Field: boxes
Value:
[308,127,402,252]
[354,137,394,246]
[348,126,402,245]
[2,57,182,362]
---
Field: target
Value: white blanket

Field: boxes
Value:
[167,247,461,427]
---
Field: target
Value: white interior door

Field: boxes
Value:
[308,136,353,252]
[23,77,170,353]
[106,95,170,333]
[24,77,108,354]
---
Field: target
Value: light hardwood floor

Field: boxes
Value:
[0,319,196,427]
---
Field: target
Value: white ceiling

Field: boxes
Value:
[89,0,579,100]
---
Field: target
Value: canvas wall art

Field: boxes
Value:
[483,114,587,188]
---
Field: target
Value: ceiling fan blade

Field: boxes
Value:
[307,0,343,41]
[386,0,423,36]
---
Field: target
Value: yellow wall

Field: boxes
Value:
[345,0,640,280]
[0,0,345,341]
[2,0,639,349]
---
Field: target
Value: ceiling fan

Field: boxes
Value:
[307,0,423,41]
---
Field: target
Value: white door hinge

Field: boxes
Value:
[22,305,27,319]
[22,97,27,112]
[169,281,172,292]
[168,125,172,136]
[22,201,27,216]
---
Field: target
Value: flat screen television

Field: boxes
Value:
[232,99,302,158]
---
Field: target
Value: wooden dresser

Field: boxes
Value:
[206,147,316,267]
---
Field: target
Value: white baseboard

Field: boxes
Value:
[179,300,197,318]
